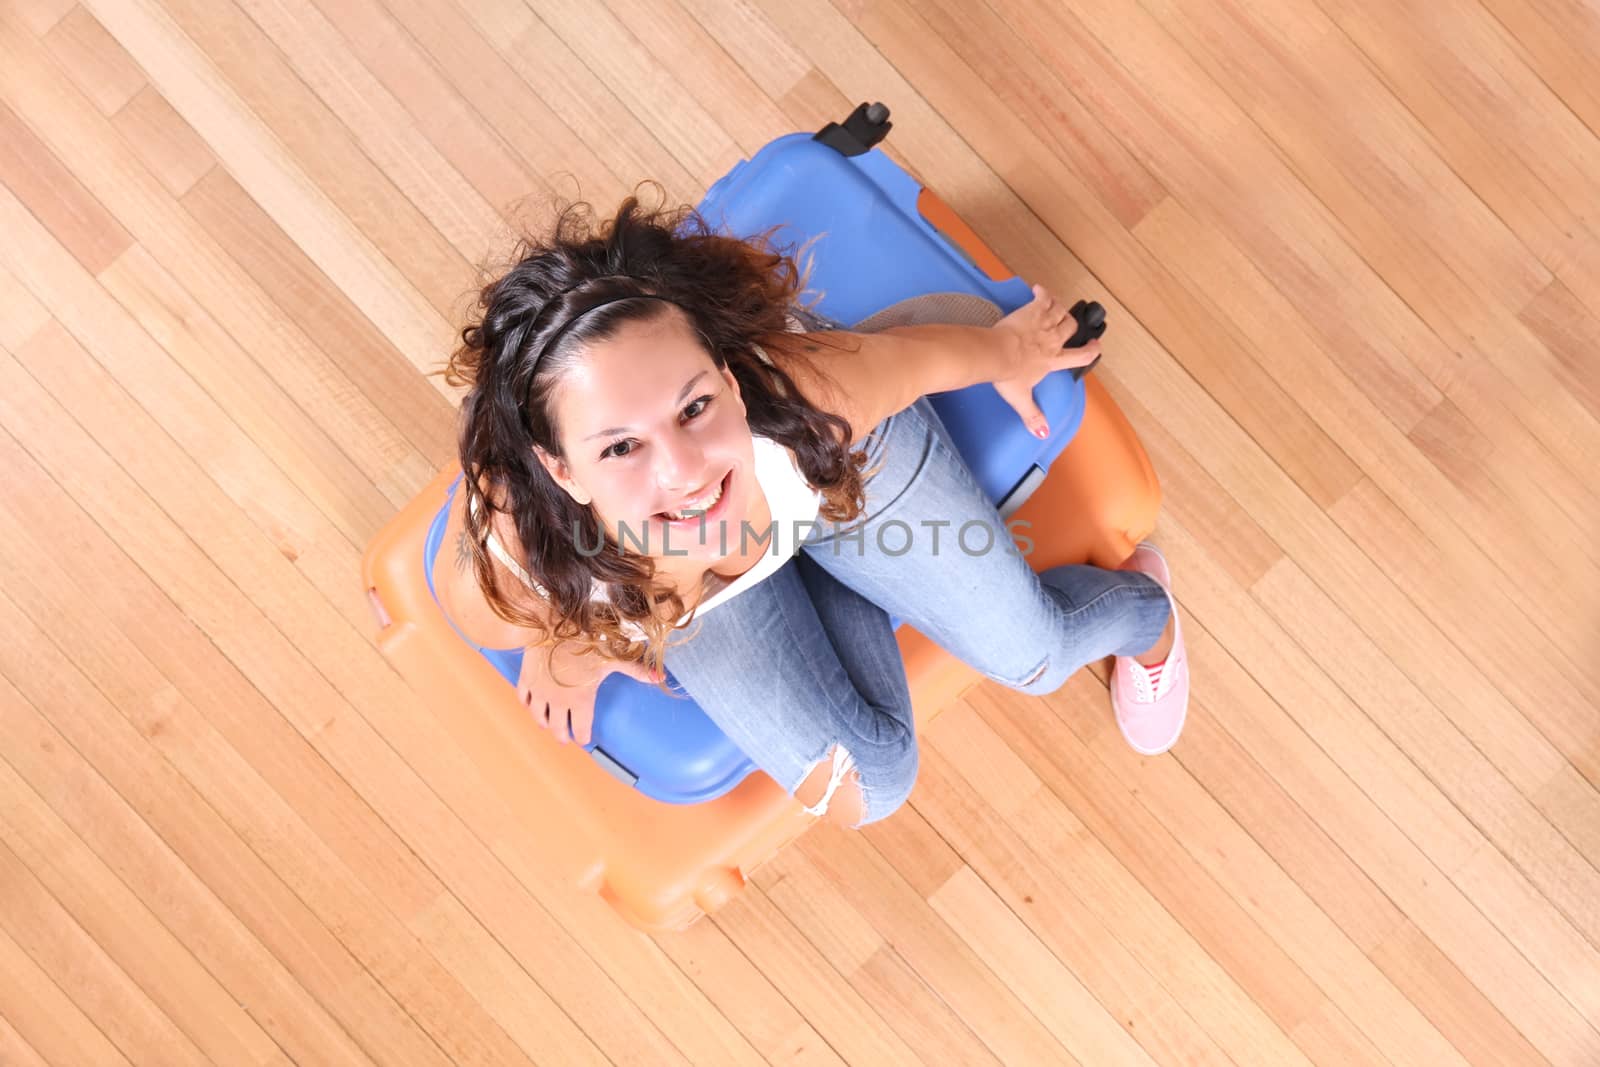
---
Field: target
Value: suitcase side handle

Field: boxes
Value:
[814,101,892,156]
[1065,300,1107,381]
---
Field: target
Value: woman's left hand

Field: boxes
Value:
[990,284,1102,440]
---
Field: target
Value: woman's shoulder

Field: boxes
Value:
[469,482,552,595]
[435,477,556,648]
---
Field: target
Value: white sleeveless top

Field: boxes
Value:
[477,434,822,639]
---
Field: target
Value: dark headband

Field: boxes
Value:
[537,290,678,361]
[520,286,680,415]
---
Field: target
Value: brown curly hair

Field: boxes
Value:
[434,189,871,685]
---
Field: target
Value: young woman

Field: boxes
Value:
[434,195,1188,829]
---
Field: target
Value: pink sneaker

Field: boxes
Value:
[1110,543,1189,755]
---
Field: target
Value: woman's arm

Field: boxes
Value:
[766,286,1098,444]
[766,324,1007,443]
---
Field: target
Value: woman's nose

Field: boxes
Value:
[655,436,706,495]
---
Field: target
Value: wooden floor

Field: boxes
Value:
[1,0,1598,1062]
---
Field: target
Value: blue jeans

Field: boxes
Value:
[661,395,1171,826]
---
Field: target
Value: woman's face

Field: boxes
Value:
[536,308,758,566]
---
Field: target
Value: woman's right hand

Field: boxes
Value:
[991,284,1102,439]
[517,644,662,746]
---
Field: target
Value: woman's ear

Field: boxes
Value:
[534,445,592,506]
[719,363,744,411]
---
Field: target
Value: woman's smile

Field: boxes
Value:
[651,468,738,544]
[656,468,731,521]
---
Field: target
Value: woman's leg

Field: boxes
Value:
[662,553,918,827]
[802,396,1172,697]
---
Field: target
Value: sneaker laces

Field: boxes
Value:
[1125,655,1171,703]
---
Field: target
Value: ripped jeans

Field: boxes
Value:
[661,395,1171,827]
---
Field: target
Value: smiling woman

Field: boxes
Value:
[429,189,1182,827]
[432,194,871,681]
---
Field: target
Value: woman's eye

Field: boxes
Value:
[599,395,714,460]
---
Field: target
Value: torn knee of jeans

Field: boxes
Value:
[987,655,1049,689]
[797,745,857,818]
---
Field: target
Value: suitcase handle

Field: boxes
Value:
[814,101,893,156]
[1065,300,1107,380]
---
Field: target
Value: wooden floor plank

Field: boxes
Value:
[521,0,741,194]
[0,919,133,1067]
[69,0,455,369]
[302,0,550,227]
[675,0,811,103]
[111,0,475,314]
[1107,531,1598,1062]
[179,167,458,473]
[927,697,1340,1064]
[0,99,133,275]
[928,866,1154,1067]
[0,262,51,351]
[604,0,797,163]
[848,945,1007,1065]
[1253,555,1600,944]
[39,6,146,115]
[1124,201,1600,803]
[749,846,1026,1065]
[7,0,75,35]
[1475,0,1600,163]
[98,245,415,532]
[908,733,1259,1066]
[0,634,383,1066]
[794,821,1083,1065]
[709,883,927,1067]
[109,84,217,197]
[227,0,509,264]
[1003,646,1562,1067]
[0,472,566,1067]
[1135,0,1600,535]
[1368,917,1553,1067]
[0,203,393,606]
[371,0,637,206]
[653,913,846,1065]
[0,836,213,1067]
[0,1013,53,1067]
[1319,0,1599,265]
[952,686,1469,1067]
[0,740,296,1065]
[0,527,518,1067]
[0,25,443,501]
[1520,278,1600,427]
